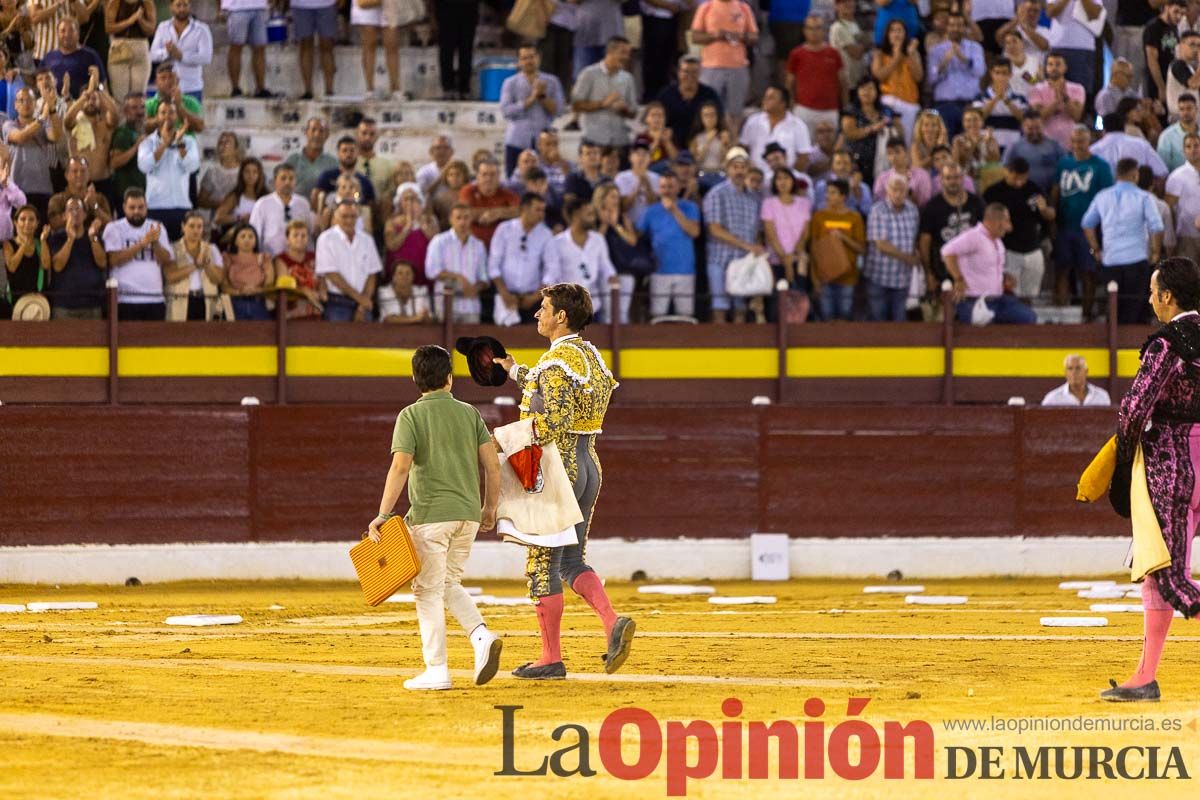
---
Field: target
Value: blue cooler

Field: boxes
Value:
[478,58,517,102]
[267,15,288,44]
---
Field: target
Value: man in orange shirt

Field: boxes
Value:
[690,0,758,131]
[458,158,519,249]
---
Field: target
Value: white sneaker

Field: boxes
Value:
[403,665,451,691]
[471,629,503,686]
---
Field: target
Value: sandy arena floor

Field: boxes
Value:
[1,577,1199,799]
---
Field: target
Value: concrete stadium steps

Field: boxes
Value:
[197,98,579,168]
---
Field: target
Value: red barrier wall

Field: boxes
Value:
[1,405,1125,546]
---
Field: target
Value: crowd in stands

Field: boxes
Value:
[0,0,1194,324]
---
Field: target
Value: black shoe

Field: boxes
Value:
[253,88,274,99]
[1100,678,1161,702]
[512,661,566,680]
[299,92,313,101]
[603,617,636,674]
[230,87,243,97]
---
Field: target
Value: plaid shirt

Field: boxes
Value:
[864,199,920,290]
[702,179,761,270]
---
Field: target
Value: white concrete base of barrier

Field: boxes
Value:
[0,537,1158,585]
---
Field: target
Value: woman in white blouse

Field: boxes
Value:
[543,197,620,322]
[376,259,432,324]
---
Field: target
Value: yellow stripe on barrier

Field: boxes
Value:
[953,347,1112,378]
[787,347,944,378]
[287,346,416,377]
[0,346,108,377]
[1117,349,1141,378]
[620,347,778,379]
[118,346,277,377]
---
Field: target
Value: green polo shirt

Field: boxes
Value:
[145,94,203,130]
[391,390,491,525]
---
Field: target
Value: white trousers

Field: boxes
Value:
[410,519,484,668]
[1004,249,1045,301]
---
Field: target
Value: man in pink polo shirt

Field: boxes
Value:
[941,203,1038,324]
[1026,53,1086,149]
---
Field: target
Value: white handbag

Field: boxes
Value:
[970,295,996,326]
[492,294,522,327]
[725,253,774,297]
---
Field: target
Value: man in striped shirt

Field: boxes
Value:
[864,173,920,321]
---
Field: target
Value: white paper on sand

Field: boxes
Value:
[1078,589,1126,599]
[27,602,98,611]
[708,596,777,605]
[1089,604,1143,613]
[637,585,716,596]
[905,595,968,605]
[0,604,26,613]
[1041,617,1108,627]
[1059,581,1116,590]
[164,614,244,626]
[384,593,416,603]
[496,518,578,549]
[864,585,925,594]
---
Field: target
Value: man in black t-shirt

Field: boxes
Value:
[920,163,984,286]
[654,55,723,152]
[1119,0,1165,85]
[1144,0,1185,104]
[983,157,1057,301]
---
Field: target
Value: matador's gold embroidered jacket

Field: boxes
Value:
[513,334,617,478]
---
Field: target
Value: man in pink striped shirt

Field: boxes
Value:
[941,203,1037,324]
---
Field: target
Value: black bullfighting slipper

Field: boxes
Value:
[512,661,566,680]
[603,617,636,675]
[1100,678,1161,702]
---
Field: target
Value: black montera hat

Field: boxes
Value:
[454,336,509,387]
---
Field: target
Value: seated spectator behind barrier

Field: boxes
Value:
[5,204,50,314]
[213,156,266,246]
[1041,354,1113,406]
[377,259,431,324]
[148,0,212,101]
[489,192,550,325]
[416,134,454,195]
[137,99,198,240]
[1081,158,1165,324]
[426,202,487,324]
[197,131,240,224]
[703,146,763,323]
[942,203,1037,324]
[384,182,436,285]
[169,210,230,321]
[637,172,700,319]
[316,199,381,322]
[222,221,273,320]
[250,162,312,258]
[103,188,173,320]
[273,219,322,319]
[641,102,678,166]
[49,196,108,318]
[544,196,619,322]
[809,179,866,321]
[460,158,518,249]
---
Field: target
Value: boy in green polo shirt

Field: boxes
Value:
[367,345,502,690]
